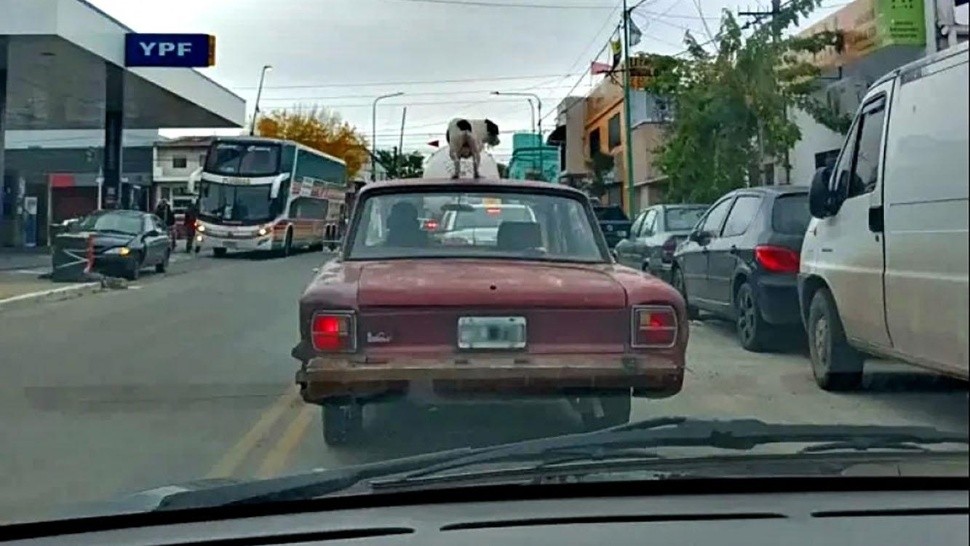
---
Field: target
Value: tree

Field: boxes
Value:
[375,148,425,179]
[584,151,615,198]
[642,0,850,203]
[256,105,369,178]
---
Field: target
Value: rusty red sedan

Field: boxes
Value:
[291,179,689,445]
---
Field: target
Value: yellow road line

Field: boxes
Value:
[254,403,316,479]
[205,387,300,479]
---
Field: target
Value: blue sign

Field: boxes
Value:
[125,33,215,68]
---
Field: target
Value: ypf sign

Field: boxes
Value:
[124,33,216,68]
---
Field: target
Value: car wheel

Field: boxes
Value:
[123,252,143,281]
[322,401,363,446]
[807,288,864,391]
[735,282,771,352]
[213,247,227,258]
[579,391,631,431]
[155,249,170,273]
[672,266,699,320]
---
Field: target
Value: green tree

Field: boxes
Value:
[584,151,615,199]
[256,105,369,178]
[375,148,425,179]
[643,0,850,203]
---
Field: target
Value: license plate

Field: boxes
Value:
[224,241,237,249]
[457,316,527,350]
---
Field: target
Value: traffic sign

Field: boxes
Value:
[124,33,216,68]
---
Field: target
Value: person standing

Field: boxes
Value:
[183,199,200,253]
[154,199,176,249]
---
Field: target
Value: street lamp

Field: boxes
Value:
[492,91,535,134]
[250,64,273,136]
[492,91,544,180]
[371,92,404,181]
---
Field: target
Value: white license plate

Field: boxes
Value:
[457,316,527,349]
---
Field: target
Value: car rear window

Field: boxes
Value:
[771,194,811,234]
[593,206,629,222]
[665,207,707,231]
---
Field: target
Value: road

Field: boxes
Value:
[0,250,966,523]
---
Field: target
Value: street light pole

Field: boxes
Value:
[371,92,404,181]
[621,0,637,216]
[250,64,272,136]
[492,91,544,180]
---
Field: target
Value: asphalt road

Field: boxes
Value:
[0,250,966,523]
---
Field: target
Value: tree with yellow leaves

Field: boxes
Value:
[256,105,369,179]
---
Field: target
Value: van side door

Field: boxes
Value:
[811,86,893,350]
[883,50,969,377]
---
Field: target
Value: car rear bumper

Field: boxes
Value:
[297,353,684,403]
[755,274,801,326]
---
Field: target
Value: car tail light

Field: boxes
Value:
[311,312,356,352]
[755,245,800,274]
[422,219,439,231]
[632,305,678,348]
[485,207,502,216]
[661,237,678,263]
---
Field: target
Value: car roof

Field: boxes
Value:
[93,209,145,217]
[729,185,809,197]
[358,178,588,198]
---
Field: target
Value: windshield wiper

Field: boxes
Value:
[155,418,966,511]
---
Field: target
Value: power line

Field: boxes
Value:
[231,73,575,91]
[257,83,583,102]
[387,0,618,8]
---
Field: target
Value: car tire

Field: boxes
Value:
[735,281,772,352]
[213,248,228,258]
[807,288,864,391]
[155,249,170,273]
[123,252,142,281]
[322,401,363,446]
[579,391,631,431]
[672,266,699,320]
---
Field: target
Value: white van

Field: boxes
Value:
[798,42,969,390]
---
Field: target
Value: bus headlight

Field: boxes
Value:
[258,227,269,236]
[197,224,206,233]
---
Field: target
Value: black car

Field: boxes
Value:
[592,205,632,249]
[670,186,811,351]
[613,204,709,282]
[75,210,173,280]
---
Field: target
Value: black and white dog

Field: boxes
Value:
[445,118,500,179]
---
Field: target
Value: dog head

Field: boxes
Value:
[483,119,500,147]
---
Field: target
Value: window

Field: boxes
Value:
[849,99,886,198]
[290,197,328,220]
[205,142,281,177]
[699,199,733,236]
[814,149,840,170]
[640,209,658,237]
[665,207,707,231]
[588,128,601,157]
[607,114,622,149]
[721,196,762,237]
[629,211,646,238]
[172,156,188,169]
[296,149,346,184]
[772,193,811,235]
[762,163,775,186]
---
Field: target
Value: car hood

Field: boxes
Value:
[56,231,136,248]
[357,259,628,308]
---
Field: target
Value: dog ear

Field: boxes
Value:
[484,119,499,135]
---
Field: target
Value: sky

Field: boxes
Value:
[87,0,851,161]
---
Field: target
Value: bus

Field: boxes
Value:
[191,137,348,257]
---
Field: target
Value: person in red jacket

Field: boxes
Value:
[183,200,200,253]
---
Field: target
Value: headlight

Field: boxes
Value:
[258,227,268,236]
[104,247,131,256]
[197,224,206,233]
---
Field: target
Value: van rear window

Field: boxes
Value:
[772,194,811,235]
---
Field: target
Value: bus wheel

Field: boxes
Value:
[213,248,227,258]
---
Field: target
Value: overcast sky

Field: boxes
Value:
[88,0,848,160]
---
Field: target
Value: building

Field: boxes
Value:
[781,0,967,186]
[152,136,213,213]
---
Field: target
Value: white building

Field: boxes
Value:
[152,136,213,212]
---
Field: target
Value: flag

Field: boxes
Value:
[628,19,642,47]
[590,61,612,75]
[610,38,621,69]
[427,140,440,147]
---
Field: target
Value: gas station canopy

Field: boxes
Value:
[1,0,245,130]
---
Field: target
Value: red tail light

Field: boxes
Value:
[755,245,800,273]
[422,219,439,231]
[311,312,356,352]
[661,237,678,262]
[485,207,502,216]
[632,305,678,348]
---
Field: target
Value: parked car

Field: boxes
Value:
[613,204,709,282]
[592,205,632,249]
[799,42,969,390]
[74,210,173,280]
[291,178,689,446]
[670,186,811,352]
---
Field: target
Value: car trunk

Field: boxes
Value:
[355,260,630,355]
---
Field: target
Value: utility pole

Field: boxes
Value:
[739,0,784,186]
[397,107,407,177]
[621,0,636,217]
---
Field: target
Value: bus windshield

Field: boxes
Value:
[205,142,281,177]
[198,182,274,223]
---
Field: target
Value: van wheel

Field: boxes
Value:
[322,401,363,446]
[672,266,699,320]
[213,248,227,258]
[736,282,771,352]
[807,288,864,391]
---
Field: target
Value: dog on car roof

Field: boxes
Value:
[445,118,500,179]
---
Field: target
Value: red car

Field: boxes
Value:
[291,178,689,445]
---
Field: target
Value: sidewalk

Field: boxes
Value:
[0,247,52,272]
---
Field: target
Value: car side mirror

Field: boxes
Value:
[146,230,161,238]
[688,230,707,243]
[809,165,837,218]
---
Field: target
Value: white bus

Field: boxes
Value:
[192,137,349,257]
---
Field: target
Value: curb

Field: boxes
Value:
[0,282,104,313]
